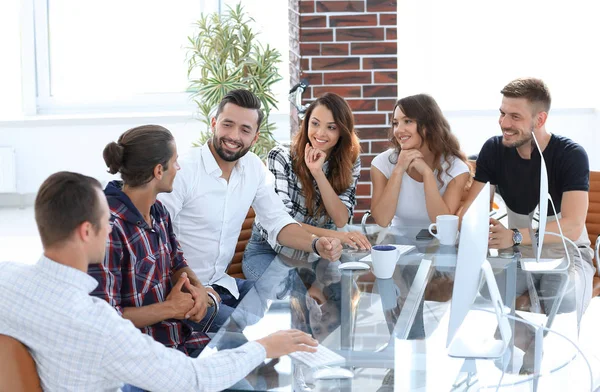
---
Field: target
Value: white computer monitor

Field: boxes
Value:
[521,132,569,272]
[446,182,511,359]
[531,132,548,263]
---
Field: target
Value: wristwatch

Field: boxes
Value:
[511,229,522,246]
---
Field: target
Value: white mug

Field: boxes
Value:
[371,245,399,279]
[428,215,459,246]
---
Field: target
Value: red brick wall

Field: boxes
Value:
[289,0,398,224]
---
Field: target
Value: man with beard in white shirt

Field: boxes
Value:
[159,89,343,331]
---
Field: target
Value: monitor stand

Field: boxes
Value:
[448,260,512,359]
[520,256,568,273]
[448,260,513,389]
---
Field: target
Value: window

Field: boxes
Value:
[0,1,23,119]
[28,0,290,116]
[4,1,291,118]
[398,0,600,111]
[33,0,219,114]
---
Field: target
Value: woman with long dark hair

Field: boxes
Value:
[370,94,470,228]
[242,93,369,280]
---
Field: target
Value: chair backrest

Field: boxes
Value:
[0,335,42,392]
[586,172,600,267]
[227,208,256,279]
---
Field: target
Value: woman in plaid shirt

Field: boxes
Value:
[242,93,370,280]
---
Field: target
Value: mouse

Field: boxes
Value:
[338,261,370,271]
[313,367,354,380]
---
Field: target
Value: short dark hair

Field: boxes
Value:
[215,89,264,131]
[501,78,551,112]
[103,125,175,187]
[35,172,103,248]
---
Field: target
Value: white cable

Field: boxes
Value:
[544,230,588,332]
[494,368,505,392]
[545,195,573,270]
[536,193,588,332]
[545,232,583,263]
[479,309,594,392]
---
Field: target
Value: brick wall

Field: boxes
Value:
[289,0,398,224]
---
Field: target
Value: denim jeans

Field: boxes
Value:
[242,227,277,281]
[186,278,255,333]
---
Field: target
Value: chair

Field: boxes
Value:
[585,171,600,297]
[226,208,256,279]
[0,335,42,392]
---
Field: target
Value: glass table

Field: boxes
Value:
[200,226,589,391]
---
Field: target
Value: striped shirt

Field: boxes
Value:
[88,181,208,355]
[0,256,266,392]
[255,145,361,250]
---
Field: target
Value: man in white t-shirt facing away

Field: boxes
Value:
[0,171,317,392]
[159,89,343,328]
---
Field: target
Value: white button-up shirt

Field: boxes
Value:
[0,256,266,392]
[158,143,297,297]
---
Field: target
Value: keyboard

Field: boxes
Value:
[288,344,346,368]
[358,244,416,262]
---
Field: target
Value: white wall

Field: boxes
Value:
[0,113,290,195]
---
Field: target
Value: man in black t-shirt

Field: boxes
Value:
[462,77,594,328]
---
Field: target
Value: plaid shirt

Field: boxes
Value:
[256,146,361,249]
[88,181,208,355]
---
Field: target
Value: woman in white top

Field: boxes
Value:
[370,94,470,228]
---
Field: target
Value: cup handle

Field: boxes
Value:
[428,223,439,240]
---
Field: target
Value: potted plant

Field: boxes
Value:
[186,3,282,159]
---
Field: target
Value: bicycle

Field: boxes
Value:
[288,80,310,120]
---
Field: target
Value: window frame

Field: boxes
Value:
[28,0,219,116]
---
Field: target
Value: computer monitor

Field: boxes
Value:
[531,132,548,263]
[446,182,511,359]
[521,132,569,272]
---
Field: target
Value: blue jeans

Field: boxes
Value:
[242,227,277,281]
[186,278,255,333]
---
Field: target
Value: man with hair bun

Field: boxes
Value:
[89,124,216,357]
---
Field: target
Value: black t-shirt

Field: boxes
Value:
[474,134,589,217]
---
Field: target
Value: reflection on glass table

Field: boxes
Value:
[199,225,588,391]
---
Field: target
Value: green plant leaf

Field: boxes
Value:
[186,1,282,159]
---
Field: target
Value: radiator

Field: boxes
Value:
[0,147,17,193]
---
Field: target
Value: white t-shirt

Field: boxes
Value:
[371,149,470,228]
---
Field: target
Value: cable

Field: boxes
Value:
[479,309,593,392]
[494,366,505,392]
[544,231,588,332]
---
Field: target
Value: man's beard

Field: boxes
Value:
[502,125,534,148]
[212,134,252,162]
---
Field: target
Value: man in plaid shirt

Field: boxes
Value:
[89,125,216,356]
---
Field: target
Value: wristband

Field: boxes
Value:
[311,236,320,256]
